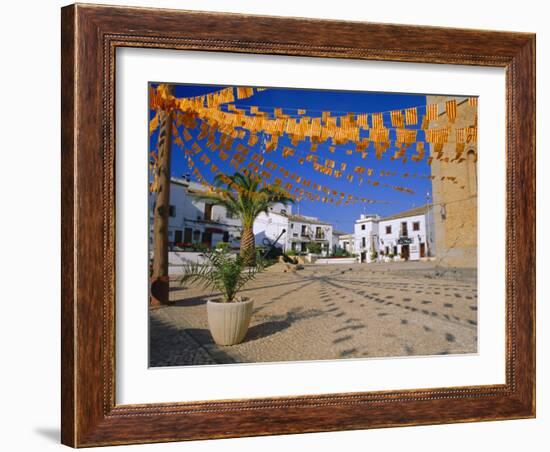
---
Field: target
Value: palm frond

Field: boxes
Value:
[179,250,264,302]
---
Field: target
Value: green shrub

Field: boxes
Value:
[215,241,230,251]
[333,247,351,257]
[307,242,322,254]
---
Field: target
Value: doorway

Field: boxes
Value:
[401,244,410,260]
[202,231,212,247]
[420,243,426,257]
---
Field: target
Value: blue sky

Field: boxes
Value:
[149,84,432,233]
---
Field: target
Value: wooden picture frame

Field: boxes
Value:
[61,3,535,447]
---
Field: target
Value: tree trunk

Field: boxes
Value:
[150,105,173,306]
[240,226,256,266]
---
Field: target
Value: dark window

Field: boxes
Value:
[401,222,408,236]
[362,237,366,247]
[169,205,176,217]
[393,246,398,255]
[184,228,192,243]
[385,225,392,234]
[174,230,183,243]
[315,226,323,238]
[193,230,200,241]
[413,221,420,231]
[223,231,229,242]
[204,203,213,221]
[225,209,234,219]
[301,225,307,236]
[361,224,366,230]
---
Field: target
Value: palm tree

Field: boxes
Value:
[197,172,294,265]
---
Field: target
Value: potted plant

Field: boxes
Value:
[180,249,264,345]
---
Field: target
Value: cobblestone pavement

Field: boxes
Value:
[149,262,477,367]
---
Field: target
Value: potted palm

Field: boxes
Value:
[180,249,264,345]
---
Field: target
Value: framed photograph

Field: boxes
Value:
[61,3,535,447]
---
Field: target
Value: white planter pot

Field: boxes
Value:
[206,299,254,346]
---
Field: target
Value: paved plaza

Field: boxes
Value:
[149,262,477,367]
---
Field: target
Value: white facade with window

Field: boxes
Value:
[354,214,381,263]
[149,177,299,251]
[353,206,436,262]
[148,177,241,249]
[337,234,355,253]
[253,212,333,256]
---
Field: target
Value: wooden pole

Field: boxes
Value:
[150,98,173,306]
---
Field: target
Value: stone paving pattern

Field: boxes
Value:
[149,262,477,367]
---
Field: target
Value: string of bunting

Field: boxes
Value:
[150,85,478,155]
[150,85,476,197]
[175,124,400,205]
[194,117,463,189]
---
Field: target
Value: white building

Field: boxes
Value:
[353,205,436,262]
[354,214,381,263]
[332,230,349,253]
[148,176,242,249]
[253,210,333,256]
[337,234,355,254]
[150,177,333,255]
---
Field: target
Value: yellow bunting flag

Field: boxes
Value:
[405,107,418,125]
[356,113,368,128]
[282,147,295,158]
[426,103,439,121]
[372,113,384,129]
[445,99,457,123]
[370,128,389,143]
[452,142,466,162]
[149,113,159,135]
[390,110,404,128]
[248,133,259,146]
[183,129,193,141]
[425,127,450,144]
[456,128,466,143]
[411,142,425,162]
[236,86,254,99]
[421,115,429,130]
[468,97,478,108]
[396,128,417,144]
[466,126,478,143]
[325,158,335,168]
